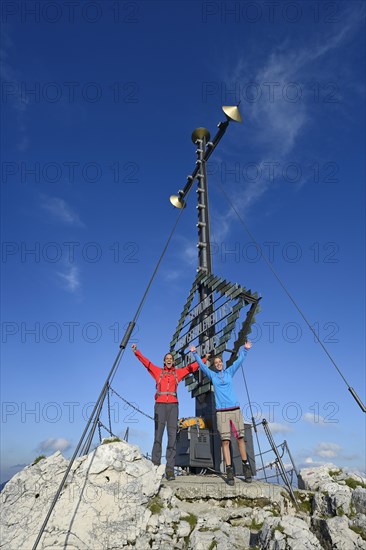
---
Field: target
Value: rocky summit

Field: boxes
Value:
[1,440,365,549]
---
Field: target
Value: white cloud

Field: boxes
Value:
[303,412,332,426]
[268,422,293,434]
[57,265,81,293]
[234,7,363,160]
[170,234,199,270]
[258,421,293,434]
[301,456,334,468]
[214,6,365,231]
[209,208,233,244]
[38,438,72,453]
[314,442,341,459]
[299,441,363,471]
[40,195,84,227]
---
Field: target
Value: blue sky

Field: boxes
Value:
[1,0,365,483]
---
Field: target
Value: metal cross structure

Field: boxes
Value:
[31,103,365,550]
[170,105,261,473]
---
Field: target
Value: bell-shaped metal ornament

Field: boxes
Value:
[170,194,186,209]
[191,127,211,144]
[222,105,242,123]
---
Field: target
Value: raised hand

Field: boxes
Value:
[244,341,252,350]
[190,346,196,353]
[131,344,137,351]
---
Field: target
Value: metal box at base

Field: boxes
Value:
[175,428,213,468]
[230,423,256,476]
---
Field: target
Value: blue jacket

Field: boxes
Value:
[193,349,248,410]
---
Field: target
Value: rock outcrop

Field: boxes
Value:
[1,443,365,549]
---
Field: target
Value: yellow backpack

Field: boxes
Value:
[178,416,206,430]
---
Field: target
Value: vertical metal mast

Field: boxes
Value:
[192,128,221,471]
[194,128,212,274]
[170,106,243,473]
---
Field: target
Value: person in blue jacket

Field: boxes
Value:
[190,341,253,485]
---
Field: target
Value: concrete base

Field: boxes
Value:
[162,473,287,504]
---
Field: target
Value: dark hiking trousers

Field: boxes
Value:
[152,402,178,471]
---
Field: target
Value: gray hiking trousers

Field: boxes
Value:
[152,402,178,471]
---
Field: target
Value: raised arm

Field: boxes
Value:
[230,341,252,376]
[190,347,213,381]
[176,355,208,382]
[131,344,161,381]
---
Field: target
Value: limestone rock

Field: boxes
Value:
[352,487,366,515]
[298,463,341,491]
[176,520,191,538]
[259,515,323,549]
[312,484,352,516]
[311,515,366,549]
[349,513,366,540]
[188,526,230,550]
[2,444,366,550]
[196,511,222,531]
[0,442,163,550]
[221,522,251,548]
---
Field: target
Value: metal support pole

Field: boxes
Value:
[81,385,108,456]
[178,121,230,201]
[194,134,222,473]
[32,322,135,550]
[349,387,366,413]
[169,106,243,474]
[196,136,212,274]
[284,440,299,478]
[262,420,299,508]
[32,378,117,550]
[33,197,187,549]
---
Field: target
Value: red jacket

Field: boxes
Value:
[134,349,206,403]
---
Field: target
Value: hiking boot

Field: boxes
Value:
[165,469,175,481]
[242,460,252,483]
[226,465,235,486]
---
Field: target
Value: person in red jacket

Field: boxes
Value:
[132,344,206,480]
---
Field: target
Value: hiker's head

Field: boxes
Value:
[213,355,224,371]
[164,353,175,369]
